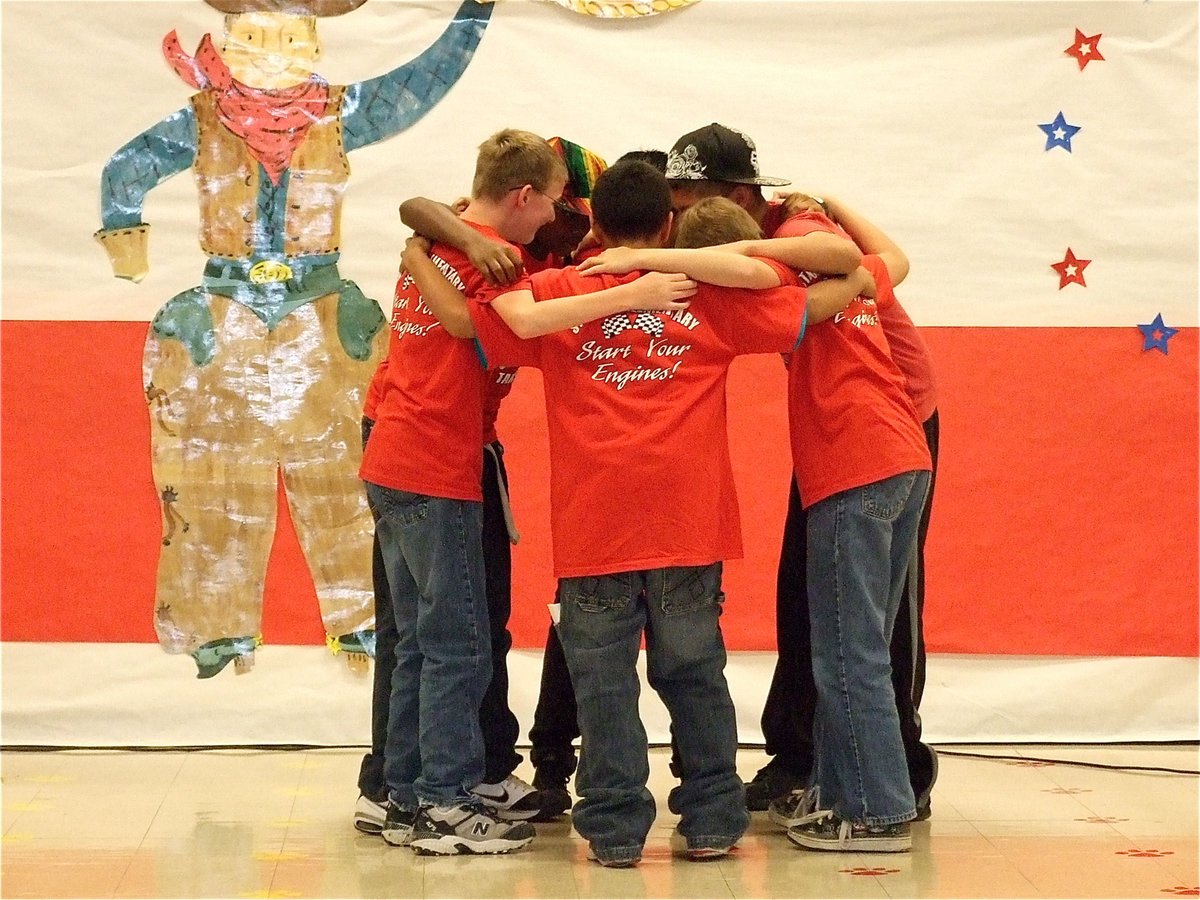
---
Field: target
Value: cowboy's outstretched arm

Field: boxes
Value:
[341,0,494,151]
[96,108,198,281]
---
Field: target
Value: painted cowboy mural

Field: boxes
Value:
[95,0,493,679]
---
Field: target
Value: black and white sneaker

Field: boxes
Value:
[410,802,535,855]
[767,787,824,829]
[353,794,387,835]
[787,812,912,853]
[470,775,542,821]
[381,803,418,847]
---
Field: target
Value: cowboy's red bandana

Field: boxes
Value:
[163,30,329,185]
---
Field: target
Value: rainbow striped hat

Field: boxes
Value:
[548,137,608,217]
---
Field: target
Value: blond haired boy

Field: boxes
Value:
[361,130,688,855]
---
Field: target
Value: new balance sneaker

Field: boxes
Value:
[531,770,572,822]
[470,774,541,821]
[744,758,806,811]
[767,786,824,829]
[353,793,387,835]
[381,803,418,847]
[410,802,535,855]
[787,812,912,853]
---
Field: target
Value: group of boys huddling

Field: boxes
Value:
[352,122,939,864]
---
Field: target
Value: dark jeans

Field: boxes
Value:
[760,410,940,806]
[559,564,747,863]
[369,483,489,806]
[357,426,521,798]
[528,589,579,781]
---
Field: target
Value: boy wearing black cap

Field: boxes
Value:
[657,123,939,851]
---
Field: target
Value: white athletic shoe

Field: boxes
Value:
[353,794,387,835]
[470,774,541,821]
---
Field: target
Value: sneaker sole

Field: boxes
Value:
[685,847,731,861]
[354,818,384,835]
[410,835,533,855]
[787,830,911,853]
[587,852,641,868]
[381,827,413,846]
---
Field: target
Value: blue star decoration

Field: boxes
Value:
[1137,313,1179,354]
[1038,112,1082,152]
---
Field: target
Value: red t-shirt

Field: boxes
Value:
[764,203,938,421]
[469,261,806,578]
[878,300,937,422]
[778,213,931,507]
[478,244,562,446]
[363,358,387,423]
[359,224,514,501]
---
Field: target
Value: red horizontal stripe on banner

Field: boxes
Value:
[2,321,1197,656]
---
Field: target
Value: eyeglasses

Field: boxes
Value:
[509,185,580,217]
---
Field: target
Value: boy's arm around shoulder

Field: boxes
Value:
[724,228,862,276]
[398,196,523,286]
[490,271,696,340]
[401,236,476,338]
[821,196,909,286]
[577,246,782,289]
[804,267,878,324]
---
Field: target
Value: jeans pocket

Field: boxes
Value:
[378,489,429,529]
[656,563,723,617]
[562,573,634,614]
[860,471,919,521]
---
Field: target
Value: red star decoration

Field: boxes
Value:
[1066,29,1105,70]
[1052,248,1091,289]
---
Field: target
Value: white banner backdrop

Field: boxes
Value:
[1,645,1196,747]
[1,1,1197,749]
[1,0,1196,326]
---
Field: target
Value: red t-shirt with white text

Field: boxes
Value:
[469,261,806,577]
[359,224,513,501]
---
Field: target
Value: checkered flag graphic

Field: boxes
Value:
[601,312,665,339]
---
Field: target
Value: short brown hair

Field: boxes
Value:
[472,129,566,202]
[591,160,672,245]
[673,196,762,249]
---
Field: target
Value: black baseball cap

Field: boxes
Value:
[665,123,790,187]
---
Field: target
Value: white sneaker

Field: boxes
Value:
[411,802,535,855]
[354,794,387,835]
[470,774,541,821]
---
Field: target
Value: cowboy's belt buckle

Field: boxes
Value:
[248,260,294,284]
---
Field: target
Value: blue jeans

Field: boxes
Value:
[366,480,490,808]
[806,469,931,826]
[559,564,748,863]
[358,433,521,796]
